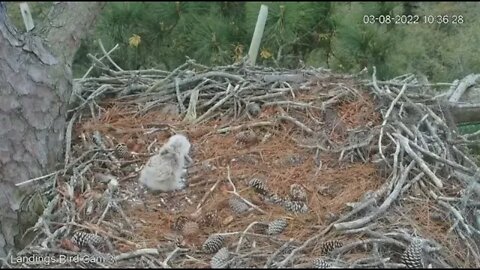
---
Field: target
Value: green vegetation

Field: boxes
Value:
[6,2,479,82]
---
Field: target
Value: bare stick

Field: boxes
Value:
[195,178,222,210]
[146,61,190,93]
[263,100,322,110]
[276,224,333,268]
[334,160,415,231]
[409,140,474,175]
[217,121,275,133]
[378,83,406,167]
[115,248,159,261]
[236,221,260,253]
[15,171,58,187]
[98,39,123,71]
[448,74,480,102]
[184,85,201,122]
[162,247,188,268]
[82,44,120,78]
[64,112,78,166]
[194,84,237,124]
[437,200,472,235]
[264,238,294,268]
[401,172,425,194]
[330,238,405,257]
[395,134,444,188]
[277,115,314,135]
[226,166,266,214]
[175,77,186,114]
[371,66,382,94]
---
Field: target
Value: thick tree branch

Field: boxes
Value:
[448,74,480,103]
[449,102,480,124]
[37,2,106,62]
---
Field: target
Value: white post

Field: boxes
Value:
[247,4,268,66]
[19,2,34,32]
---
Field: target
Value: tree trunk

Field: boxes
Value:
[0,2,106,258]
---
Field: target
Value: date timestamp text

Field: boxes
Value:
[363,15,464,25]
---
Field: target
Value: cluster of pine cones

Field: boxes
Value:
[202,217,292,268]
[248,178,309,214]
[201,217,345,269]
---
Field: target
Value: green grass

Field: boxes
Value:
[458,123,480,135]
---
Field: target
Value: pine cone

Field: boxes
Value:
[267,218,288,235]
[203,234,225,254]
[320,240,343,255]
[172,216,190,231]
[114,143,130,158]
[71,232,104,248]
[181,221,200,237]
[210,247,230,268]
[199,210,219,227]
[283,200,309,214]
[401,238,424,268]
[248,178,269,195]
[264,193,285,205]
[289,183,307,202]
[312,258,331,269]
[236,130,258,144]
[229,196,250,215]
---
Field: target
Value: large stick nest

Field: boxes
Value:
[9,55,480,268]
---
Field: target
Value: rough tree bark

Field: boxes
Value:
[0,2,106,258]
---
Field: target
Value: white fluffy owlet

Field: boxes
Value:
[138,134,191,192]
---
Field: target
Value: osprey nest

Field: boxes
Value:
[10,55,480,268]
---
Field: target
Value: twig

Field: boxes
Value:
[217,121,275,133]
[184,84,201,122]
[64,112,78,166]
[235,221,260,253]
[330,238,405,257]
[146,61,190,93]
[437,200,472,235]
[378,83,406,167]
[82,44,120,78]
[263,100,322,110]
[15,171,58,187]
[277,115,314,135]
[371,66,382,94]
[96,200,112,226]
[395,133,444,188]
[409,140,474,175]
[448,74,480,102]
[115,248,159,261]
[226,166,266,214]
[195,178,222,210]
[98,39,123,71]
[264,238,294,268]
[175,77,186,114]
[194,84,237,124]
[276,224,333,268]
[334,159,415,231]
[161,247,188,268]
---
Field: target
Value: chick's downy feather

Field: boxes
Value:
[138,134,191,192]
[165,134,191,158]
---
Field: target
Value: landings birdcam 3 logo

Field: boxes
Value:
[10,254,115,266]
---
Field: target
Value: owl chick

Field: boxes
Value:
[138,134,192,192]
